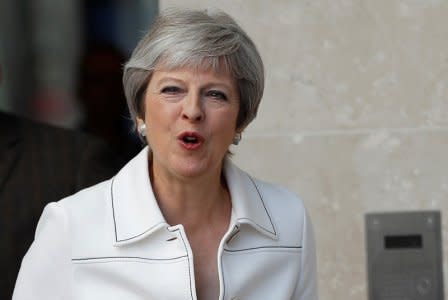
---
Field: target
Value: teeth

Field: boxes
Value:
[184,136,197,143]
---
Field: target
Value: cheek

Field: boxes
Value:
[146,101,180,134]
[215,111,239,137]
[145,99,164,124]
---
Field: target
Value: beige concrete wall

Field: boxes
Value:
[161,1,448,299]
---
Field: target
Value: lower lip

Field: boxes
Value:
[178,140,203,150]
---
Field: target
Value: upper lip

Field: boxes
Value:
[177,131,205,143]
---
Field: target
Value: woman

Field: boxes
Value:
[13,8,318,300]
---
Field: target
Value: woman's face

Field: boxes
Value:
[141,65,240,180]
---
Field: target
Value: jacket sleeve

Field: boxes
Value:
[292,208,319,299]
[12,202,72,300]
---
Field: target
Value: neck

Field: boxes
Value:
[149,158,231,232]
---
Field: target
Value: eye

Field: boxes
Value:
[206,90,228,101]
[160,86,182,95]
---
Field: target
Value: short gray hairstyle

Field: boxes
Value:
[123,8,264,131]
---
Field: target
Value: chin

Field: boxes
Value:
[172,157,217,179]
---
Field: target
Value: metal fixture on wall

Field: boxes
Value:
[365,211,444,300]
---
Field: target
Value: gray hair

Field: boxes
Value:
[123,8,264,131]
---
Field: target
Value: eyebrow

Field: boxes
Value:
[155,76,234,92]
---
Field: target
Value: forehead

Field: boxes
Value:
[156,54,235,76]
[151,60,237,87]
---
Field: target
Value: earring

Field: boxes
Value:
[138,124,147,137]
[232,132,242,145]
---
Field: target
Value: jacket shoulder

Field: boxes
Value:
[58,179,112,221]
[56,180,114,247]
[249,176,306,212]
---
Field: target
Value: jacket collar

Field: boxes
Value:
[110,147,167,246]
[223,160,278,240]
[111,147,277,246]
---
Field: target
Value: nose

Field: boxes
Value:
[181,91,204,122]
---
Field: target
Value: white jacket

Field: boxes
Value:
[13,147,318,300]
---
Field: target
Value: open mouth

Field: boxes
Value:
[178,132,204,149]
[183,135,199,144]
